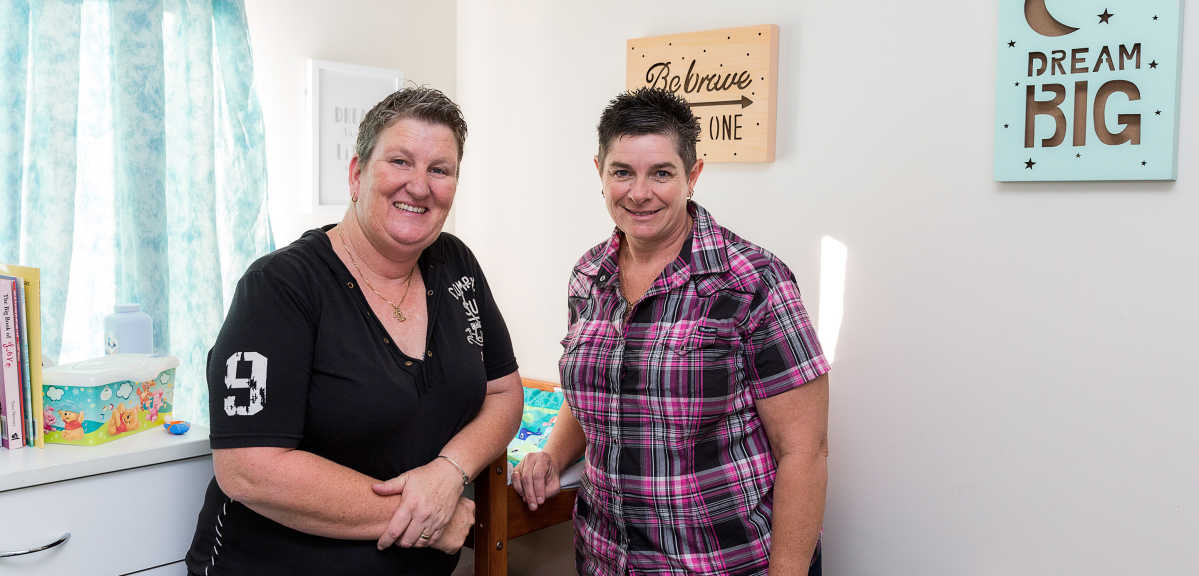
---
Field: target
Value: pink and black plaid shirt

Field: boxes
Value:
[560,202,829,575]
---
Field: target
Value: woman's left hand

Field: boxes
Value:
[372,457,465,549]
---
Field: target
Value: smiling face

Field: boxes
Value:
[597,133,703,249]
[349,117,459,258]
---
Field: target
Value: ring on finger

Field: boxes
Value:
[419,532,431,540]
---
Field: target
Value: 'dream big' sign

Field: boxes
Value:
[627,25,779,163]
[995,0,1183,181]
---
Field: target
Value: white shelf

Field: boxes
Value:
[0,425,211,492]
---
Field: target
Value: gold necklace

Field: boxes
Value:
[336,228,416,322]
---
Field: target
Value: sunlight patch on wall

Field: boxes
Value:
[818,235,847,364]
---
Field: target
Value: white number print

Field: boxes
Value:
[224,352,267,416]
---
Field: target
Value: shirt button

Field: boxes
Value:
[346,281,354,288]
[404,360,414,367]
[427,290,433,296]
[599,274,607,281]
[383,338,390,344]
[426,350,433,357]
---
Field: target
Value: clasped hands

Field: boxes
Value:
[372,457,475,553]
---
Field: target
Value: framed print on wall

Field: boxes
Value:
[627,25,779,163]
[308,59,403,208]
[994,0,1184,181]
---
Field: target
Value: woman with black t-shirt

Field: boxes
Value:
[186,87,523,575]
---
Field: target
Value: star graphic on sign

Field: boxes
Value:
[1076,153,1082,158]
[1149,60,1159,69]
[1004,123,1010,129]
[1153,15,1159,21]
[1098,9,1114,23]
[1025,158,1036,169]
[1008,40,1016,47]
[1015,81,1020,86]
[1142,161,1148,166]
[1156,110,1162,115]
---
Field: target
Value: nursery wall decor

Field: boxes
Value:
[995,0,1184,181]
[627,25,779,163]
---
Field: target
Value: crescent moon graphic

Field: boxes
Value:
[1025,0,1079,37]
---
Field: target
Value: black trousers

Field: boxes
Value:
[808,541,822,576]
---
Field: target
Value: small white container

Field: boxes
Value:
[104,303,153,354]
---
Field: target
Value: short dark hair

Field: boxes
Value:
[596,88,701,171]
[355,86,468,168]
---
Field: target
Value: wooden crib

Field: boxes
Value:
[469,378,579,576]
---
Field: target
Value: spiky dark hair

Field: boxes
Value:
[596,87,701,171]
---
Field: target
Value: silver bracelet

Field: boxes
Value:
[437,454,470,486]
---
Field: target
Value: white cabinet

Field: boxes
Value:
[132,561,186,575]
[132,561,185,576]
[0,429,212,575]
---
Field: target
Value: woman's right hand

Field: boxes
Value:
[511,451,561,511]
[429,497,476,554]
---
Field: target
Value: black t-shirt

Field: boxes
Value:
[186,227,518,575]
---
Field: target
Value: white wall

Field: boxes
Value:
[245,0,457,247]
[456,1,1199,574]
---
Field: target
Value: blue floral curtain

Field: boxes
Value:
[0,0,273,427]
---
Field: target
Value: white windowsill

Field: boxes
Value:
[0,425,211,493]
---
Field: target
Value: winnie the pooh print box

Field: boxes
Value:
[42,354,179,446]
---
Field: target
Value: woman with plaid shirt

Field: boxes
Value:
[513,88,830,575]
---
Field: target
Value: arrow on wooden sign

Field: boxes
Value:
[689,95,754,109]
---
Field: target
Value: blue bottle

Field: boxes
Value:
[103,304,153,354]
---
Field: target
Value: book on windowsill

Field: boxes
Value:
[13,274,34,444]
[1,264,42,448]
[0,276,24,449]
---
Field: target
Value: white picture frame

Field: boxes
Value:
[307,59,403,209]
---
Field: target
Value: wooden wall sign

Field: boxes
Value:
[994,0,1183,181]
[627,25,779,163]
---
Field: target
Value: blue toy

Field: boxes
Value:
[163,420,190,435]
